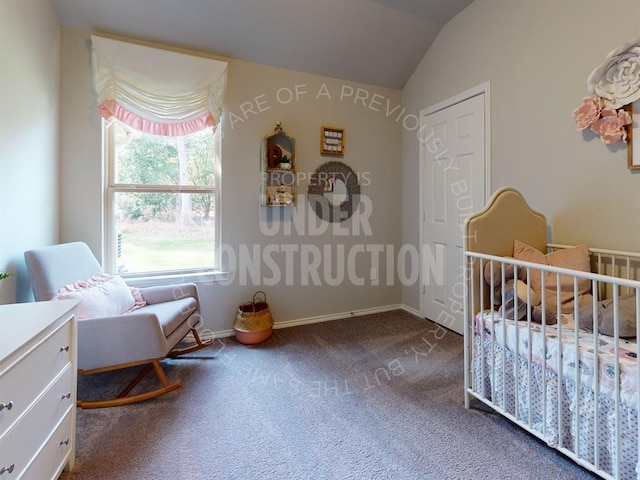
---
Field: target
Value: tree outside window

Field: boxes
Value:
[105,119,220,276]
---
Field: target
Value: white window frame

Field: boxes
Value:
[102,119,224,282]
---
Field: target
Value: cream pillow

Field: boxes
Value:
[513,240,591,314]
[54,273,137,320]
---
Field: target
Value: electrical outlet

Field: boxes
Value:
[369,268,377,281]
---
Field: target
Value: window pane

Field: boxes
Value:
[114,123,215,187]
[114,192,215,274]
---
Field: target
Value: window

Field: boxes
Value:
[91,35,227,278]
[104,119,221,276]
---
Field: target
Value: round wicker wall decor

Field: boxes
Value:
[307,161,361,223]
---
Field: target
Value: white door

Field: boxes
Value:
[420,92,486,335]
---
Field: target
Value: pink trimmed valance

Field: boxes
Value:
[98,100,216,137]
[91,36,227,136]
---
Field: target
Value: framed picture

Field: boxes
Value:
[627,100,639,170]
[321,126,345,156]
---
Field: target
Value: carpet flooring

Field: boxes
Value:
[60,310,600,479]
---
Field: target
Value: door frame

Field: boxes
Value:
[418,81,492,322]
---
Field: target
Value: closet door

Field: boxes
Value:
[420,91,487,335]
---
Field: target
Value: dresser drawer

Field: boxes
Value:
[20,409,73,480]
[0,365,74,479]
[0,320,72,439]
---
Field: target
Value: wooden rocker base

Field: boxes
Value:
[77,360,181,409]
[77,329,212,409]
[168,328,214,358]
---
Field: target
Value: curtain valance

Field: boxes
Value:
[91,35,227,136]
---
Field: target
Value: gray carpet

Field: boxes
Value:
[60,310,599,480]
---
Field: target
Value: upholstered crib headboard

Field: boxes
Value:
[464,187,547,256]
[463,187,548,312]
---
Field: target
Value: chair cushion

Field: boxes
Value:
[131,297,197,337]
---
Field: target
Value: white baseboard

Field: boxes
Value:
[272,304,404,330]
[208,329,235,339]
[210,304,422,339]
[401,304,421,318]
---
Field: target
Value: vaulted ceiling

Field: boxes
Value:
[52,0,473,89]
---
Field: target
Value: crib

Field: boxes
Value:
[463,187,640,480]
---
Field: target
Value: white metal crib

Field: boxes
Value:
[463,187,640,480]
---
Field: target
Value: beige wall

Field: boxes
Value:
[59,27,404,333]
[402,0,640,311]
[0,0,60,303]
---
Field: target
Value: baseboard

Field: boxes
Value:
[210,304,410,338]
[272,304,404,330]
[401,304,421,318]
[208,328,235,339]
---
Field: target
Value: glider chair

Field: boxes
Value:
[24,241,212,409]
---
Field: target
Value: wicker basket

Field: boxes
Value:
[234,291,274,345]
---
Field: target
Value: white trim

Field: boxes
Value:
[102,117,113,268]
[418,81,491,322]
[125,270,229,288]
[211,304,422,339]
[101,120,222,276]
[420,81,489,116]
[273,304,404,330]
[401,304,421,318]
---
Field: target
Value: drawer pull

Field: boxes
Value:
[0,464,14,474]
[61,393,71,400]
[60,439,70,446]
[60,345,70,352]
[0,401,13,411]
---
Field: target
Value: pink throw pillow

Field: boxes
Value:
[54,273,139,319]
[513,240,591,314]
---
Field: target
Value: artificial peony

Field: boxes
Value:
[572,96,603,129]
[590,108,632,144]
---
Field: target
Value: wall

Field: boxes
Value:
[59,27,404,334]
[402,0,640,312]
[0,0,60,303]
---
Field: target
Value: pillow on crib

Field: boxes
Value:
[513,240,591,314]
[578,294,637,338]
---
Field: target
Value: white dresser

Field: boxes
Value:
[0,300,79,480]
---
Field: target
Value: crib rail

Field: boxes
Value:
[463,249,640,480]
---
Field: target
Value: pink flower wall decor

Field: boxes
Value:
[572,96,603,130]
[590,108,632,144]
[573,36,639,146]
[572,96,632,144]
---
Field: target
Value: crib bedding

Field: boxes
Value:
[474,310,639,408]
[472,325,639,480]
[473,311,640,479]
